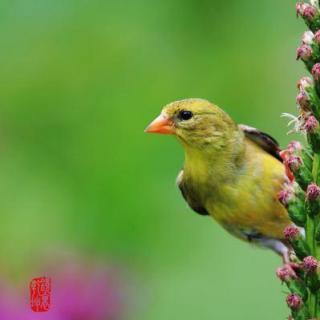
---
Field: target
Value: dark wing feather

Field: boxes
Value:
[239,124,282,162]
[176,170,209,216]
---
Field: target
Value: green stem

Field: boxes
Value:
[313,153,320,261]
[313,154,320,184]
[314,153,320,258]
[311,153,320,318]
[306,214,316,317]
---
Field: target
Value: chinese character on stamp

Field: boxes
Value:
[29,277,51,312]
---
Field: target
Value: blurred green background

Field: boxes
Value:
[0,0,307,319]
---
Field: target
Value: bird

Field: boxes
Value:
[145,98,292,262]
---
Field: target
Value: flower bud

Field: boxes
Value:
[278,189,295,206]
[287,155,303,172]
[282,143,312,190]
[304,5,318,20]
[296,2,304,17]
[303,256,318,273]
[306,183,320,200]
[299,3,318,20]
[306,182,320,216]
[303,256,320,292]
[297,77,313,90]
[302,30,315,44]
[304,115,319,133]
[306,116,320,152]
[312,63,320,81]
[315,30,320,44]
[296,44,313,61]
[280,183,307,227]
[284,225,300,241]
[296,2,306,16]
[287,141,303,153]
[296,91,311,110]
[286,293,303,310]
[276,265,297,282]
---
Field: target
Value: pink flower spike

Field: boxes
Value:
[312,63,320,81]
[306,182,320,200]
[286,293,303,310]
[296,44,313,61]
[284,225,300,241]
[303,256,318,273]
[304,115,319,133]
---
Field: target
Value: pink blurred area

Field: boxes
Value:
[0,255,128,320]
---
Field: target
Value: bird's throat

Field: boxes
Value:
[182,137,246,189]
[184,151,223,187]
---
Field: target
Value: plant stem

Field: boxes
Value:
[312,154,320,184]
[311,153,320,317]
[312,153,320,318]
[306,212,316,317]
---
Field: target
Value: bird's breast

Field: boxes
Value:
[179,144,290,240]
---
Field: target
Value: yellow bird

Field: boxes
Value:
[145,98,291,261]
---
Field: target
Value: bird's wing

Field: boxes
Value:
[176,170,209,216]
[239,124,282,162]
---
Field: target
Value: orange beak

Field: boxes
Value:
[144,114,175,134]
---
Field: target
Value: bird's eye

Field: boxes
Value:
[179,110,193,121]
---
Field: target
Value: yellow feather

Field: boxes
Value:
[204,139,289,240]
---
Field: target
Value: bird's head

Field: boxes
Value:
[145,98,238,150]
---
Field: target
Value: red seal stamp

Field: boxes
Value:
[29,277,51,312]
